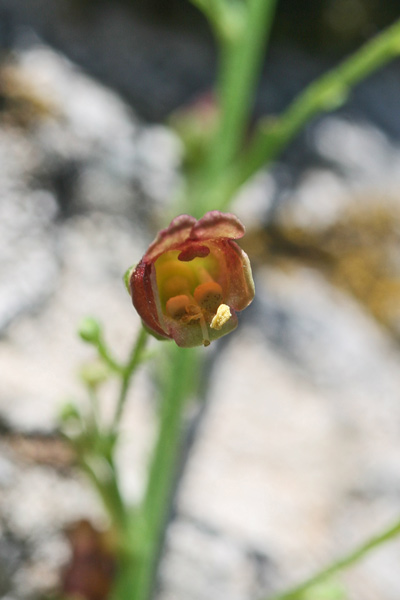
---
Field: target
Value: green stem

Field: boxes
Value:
[190,0,278,217]
[111,327,148,433]
[80,454,127,533]
[96,337,124,373]
[130,345,200,600]
[264,517,400,600]
[199,17,400,213]
[87,387,101,432]
[100,327,148,599]
[216,0,277,163]
[190,0,243,43]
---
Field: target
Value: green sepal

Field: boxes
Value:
[123,264,136,294]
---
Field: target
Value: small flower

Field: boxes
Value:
[127,211,255,348]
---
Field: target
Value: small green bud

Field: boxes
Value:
[78,317,102,343]
[59,401,81,423]
[79,360,110,389]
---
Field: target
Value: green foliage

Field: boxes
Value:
[300,580,347,600]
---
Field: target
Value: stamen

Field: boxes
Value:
[199,314,210,347]
[163,282,221,348]
[194,282,223,314]
[210,304,231,330]
[166,295,191,319]
[181,303,202,323]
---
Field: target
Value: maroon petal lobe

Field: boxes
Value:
[130,262,169,339]
[145,215,197,262]
[178,244,210,262]
[190,211,245,241]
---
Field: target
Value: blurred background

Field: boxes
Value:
[1,1,400,599]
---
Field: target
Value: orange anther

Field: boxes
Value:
[165,295,191,319]
[193,281,223,313]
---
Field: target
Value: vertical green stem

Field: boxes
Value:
[190,0,278,216]
[214,0,277,170]
[130,345,200,600]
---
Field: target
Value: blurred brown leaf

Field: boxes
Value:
[62,520,116,600]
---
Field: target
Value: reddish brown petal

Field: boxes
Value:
[211,240,255,311]
[130,262,169,339]
[190,211,245,241]
[144,214,197,262]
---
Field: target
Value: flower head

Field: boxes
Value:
[128,211,255,348]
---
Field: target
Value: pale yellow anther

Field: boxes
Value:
[210,304,231,330]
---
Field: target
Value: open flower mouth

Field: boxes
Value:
[155,249,232,347]
[128,212,255,348]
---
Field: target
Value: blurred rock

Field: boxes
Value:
[277,116,400,230]
[0,526,25,597]
[0,130,59,332]
[0,0,216,122]
[160,519,271,600]
[0,438,103,599]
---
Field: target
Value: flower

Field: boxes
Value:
[127,211,255,348]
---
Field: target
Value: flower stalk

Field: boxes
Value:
[265,517,400,600]
[188,0,278,217]
[129,345,200,600]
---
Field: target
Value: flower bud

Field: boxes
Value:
[78,317,102,344]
